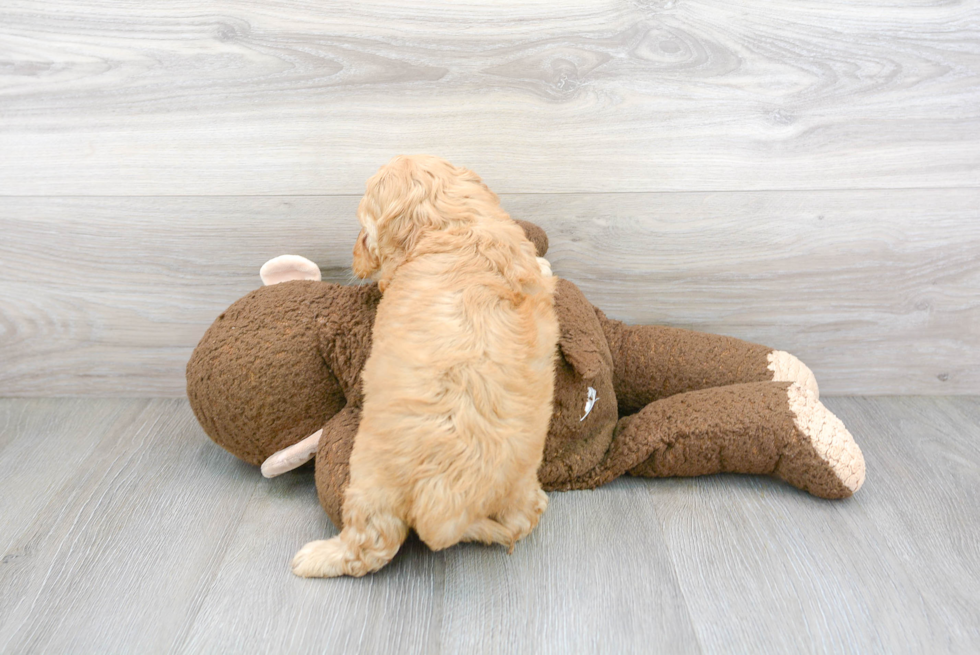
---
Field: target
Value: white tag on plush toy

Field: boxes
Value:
[580,387,598,421]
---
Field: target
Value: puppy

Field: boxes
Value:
[291,155,559,577]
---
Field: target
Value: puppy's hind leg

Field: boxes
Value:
[291,486,407,578]
[460,518,514,547]
[456,477,550,554]
[494,476,549,553]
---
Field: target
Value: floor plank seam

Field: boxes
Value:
[648,495,707,655]
[169,478,262,655]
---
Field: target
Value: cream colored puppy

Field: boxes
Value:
[291,155,559,577]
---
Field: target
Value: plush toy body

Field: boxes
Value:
[187,223,865,530]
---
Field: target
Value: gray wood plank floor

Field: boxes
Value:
[1,397,977,654]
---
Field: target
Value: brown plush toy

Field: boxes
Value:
[187,221,865,530]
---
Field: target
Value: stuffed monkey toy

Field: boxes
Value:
[187,221,865,530]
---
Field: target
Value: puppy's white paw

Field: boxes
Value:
[291,537,348,578]
[536,257,553,277]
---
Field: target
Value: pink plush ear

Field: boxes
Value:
[259,255,322,286]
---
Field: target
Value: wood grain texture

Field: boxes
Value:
[516,190,980,395]
[652,395,980,654]
[1,397,978,654]
[179,472,445,655]
[1,0,978,194]
[826,396,980,650]
[0,399,260,653]
[2,190,977,396]
[0,398,132,556]
[439,480,701,655]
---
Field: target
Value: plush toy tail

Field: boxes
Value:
[556,381,865,499]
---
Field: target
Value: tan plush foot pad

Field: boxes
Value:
[768,350,820,399]
[786,383,866,496]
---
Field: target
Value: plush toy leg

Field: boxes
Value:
[557,381,864,499]
[601,321,818,415]
[313,406,362,530]
[624,381,864,498]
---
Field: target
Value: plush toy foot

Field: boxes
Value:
[768,350,819,398]
[777,383,865,497]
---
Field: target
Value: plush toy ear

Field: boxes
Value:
[559,330,606,380]
[514,220,549,257]
[259,255,322,286]
[554,280,610,380]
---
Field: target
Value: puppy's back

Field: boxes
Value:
[358,220,558,521]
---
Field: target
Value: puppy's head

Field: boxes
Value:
[353,154,499,283]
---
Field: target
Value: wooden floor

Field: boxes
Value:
[1,396,977,654]
[2,2,978,652]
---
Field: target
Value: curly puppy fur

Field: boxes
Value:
[292,155,560,577]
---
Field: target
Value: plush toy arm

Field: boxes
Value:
[600,319,819,416]
[551,381,864,499]
[261,429,322,478]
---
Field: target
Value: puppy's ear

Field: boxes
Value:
[352,229,381,279]
[377,180,439,254]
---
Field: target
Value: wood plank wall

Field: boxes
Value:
[1,0,978,395]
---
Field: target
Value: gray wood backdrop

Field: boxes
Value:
[1,0,978,396]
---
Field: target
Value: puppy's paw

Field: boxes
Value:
[531,488,549,517]
[499,487,549,551]
[291,537,348,578]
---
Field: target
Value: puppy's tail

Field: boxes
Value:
[292,488,408,578]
